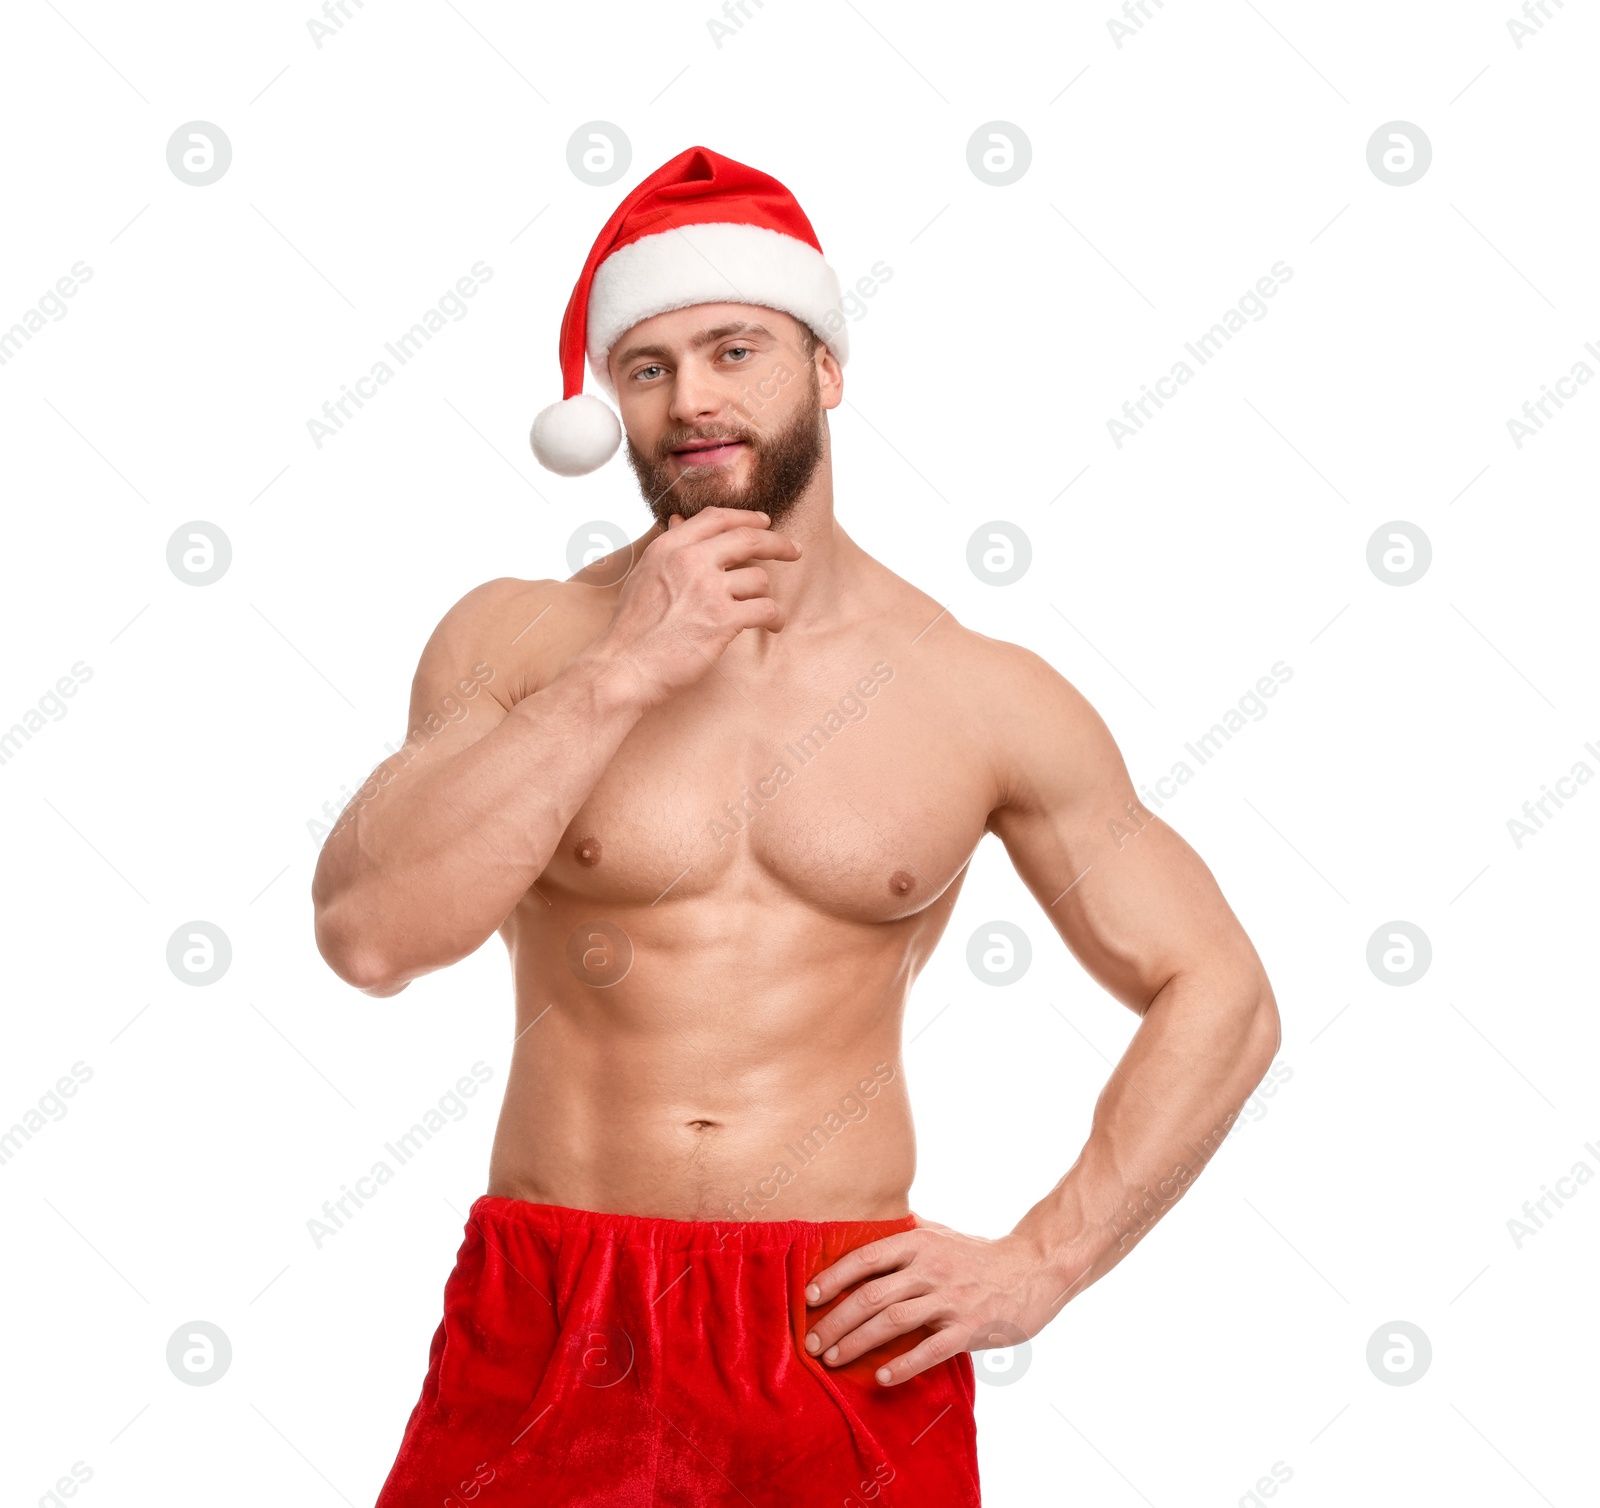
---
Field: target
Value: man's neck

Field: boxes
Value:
[637,465,859,648]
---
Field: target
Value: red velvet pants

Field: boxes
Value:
[373,1196,980,1506]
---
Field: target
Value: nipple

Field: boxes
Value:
[574,837,602,867]
[888,869,916,896]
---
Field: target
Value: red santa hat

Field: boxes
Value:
[529,145,849,476]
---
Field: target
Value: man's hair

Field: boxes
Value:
[797,323,819,360]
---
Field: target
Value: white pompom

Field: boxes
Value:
[529,393,622,476]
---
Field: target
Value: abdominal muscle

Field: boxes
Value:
[484,894,926,1222]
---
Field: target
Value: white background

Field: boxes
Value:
[2,1,1596,1504]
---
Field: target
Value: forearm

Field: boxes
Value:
[1012,967,1280,1306]
[312,651,645,990]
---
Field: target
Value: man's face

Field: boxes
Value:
[608,303,841,528]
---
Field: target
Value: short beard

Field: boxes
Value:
[626,364,825,530]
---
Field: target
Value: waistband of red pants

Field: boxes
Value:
[469,1194,919,1252]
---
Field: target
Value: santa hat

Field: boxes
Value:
[529,145,849,476]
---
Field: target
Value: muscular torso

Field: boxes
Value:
[482,540,1005,1220]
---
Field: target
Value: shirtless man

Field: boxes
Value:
[311,147,1280,1507]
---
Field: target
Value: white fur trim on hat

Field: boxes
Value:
[529,393,622,476]
[585,221,848,398]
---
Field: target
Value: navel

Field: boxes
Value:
[573,836,603,867]
[888,869,916,896]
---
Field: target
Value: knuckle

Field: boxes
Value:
[859,1280,886,1307]
[883,1300,916,1327]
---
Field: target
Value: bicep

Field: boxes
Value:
[988,659,1255,1014]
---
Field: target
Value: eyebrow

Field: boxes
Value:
[613,321,774,367]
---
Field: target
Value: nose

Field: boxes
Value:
[666,357,728,430]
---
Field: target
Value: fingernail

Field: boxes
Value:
[805,1283,820,1302]
[876,1367,892,1386]
[804,1333,820,1353]
[825,1346,839,1363]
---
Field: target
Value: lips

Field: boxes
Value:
[671,437,746,466]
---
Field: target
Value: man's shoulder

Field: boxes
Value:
[868,574,1112,806]
[869,569,1077,708]
[418,574,614,707]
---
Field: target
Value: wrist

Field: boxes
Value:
[562,642,656,721]
[1009,1195,1105,1298]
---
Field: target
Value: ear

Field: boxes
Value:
[814,342,844,411]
